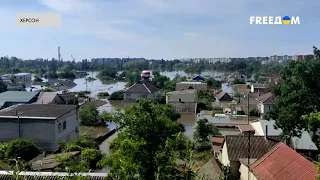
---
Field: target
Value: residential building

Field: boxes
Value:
[167,102,197,113]
[293,55,304,61]
[250,83,270,93]
[0,104,79,152]
[0,91,40,109]
[239,142,317,180]
[220,135,280,179]
[123,80,160,101]
[0,171,108,180]
[166,89,197,103]
[228,72,247,83]
[215,91,233,102]
[34,92,66,104]
[268,76,280,84]
[7,85,26,91]
[211,136,224,160]
[176,81,207,91]
[13,73,32,82]
[250,120,318,158]
[192,75,205,81]
[257,92,275,115]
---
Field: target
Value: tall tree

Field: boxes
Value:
[100,99,205,180]
[269,47,320,144]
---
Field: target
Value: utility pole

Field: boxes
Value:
[247,92,251,180]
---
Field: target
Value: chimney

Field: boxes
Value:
[265,125,268,138]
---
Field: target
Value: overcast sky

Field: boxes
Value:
[0,0,319,61]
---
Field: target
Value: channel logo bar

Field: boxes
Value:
[16,13,61,27]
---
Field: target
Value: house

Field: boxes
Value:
[220,135,280,179]
[166,89,197,103]
[192,75,205,81]
[250,84,270,93]
[211,136,224,160]
[31,151,81,171]
[34,92,66,104]
[239,142,317,180]
[13,73,32,82]
[268,76,280,84]
[257,92,275,115]
[233,84,249,95]
[215,91,233,102]
[0,104,79,152]
[0,171,108,180]
[0,91,40,109]
[250,119,318,158]
[167,102,197,113]
[7,85,26,91]
[123,80,160,101]
[228,72,247,83]
[176,81,207,91]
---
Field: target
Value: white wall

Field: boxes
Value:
[221,142,230,166]
[55,108,79,150]
[166,91,197,103]
[239,164,258,180]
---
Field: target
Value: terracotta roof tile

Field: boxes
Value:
[249,142,317,180]
[210,136,224,144]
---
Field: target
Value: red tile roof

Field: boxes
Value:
[249,142,317,180]
[210,136,225,144]
[238,124,254,132]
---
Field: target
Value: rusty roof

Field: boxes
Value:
[249,142,317,180]
[258,92,275,104]
[210,136,225,144]
[225,135,280,161]
[238,124,255,132]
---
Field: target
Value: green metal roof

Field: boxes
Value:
[0,91,39,107]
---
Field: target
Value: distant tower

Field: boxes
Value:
[58,46,61,61]
[141,70,151,81]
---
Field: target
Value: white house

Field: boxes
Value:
[13,73,32,82]
[250,120,318,152]
[166,89,197,103]
[257,92,275,115]
[0,104,79,152]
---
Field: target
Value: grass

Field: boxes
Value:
[192,149,213,171]
[79,126,109,139]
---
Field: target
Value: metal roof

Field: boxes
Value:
[0,91,39,107]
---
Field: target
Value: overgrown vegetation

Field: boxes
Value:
[79,103,105,126]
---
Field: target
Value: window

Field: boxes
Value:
[63,121,66,130]
[58,123,62,133]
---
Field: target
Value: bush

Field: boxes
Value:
[81,148,102,169]
[61,137,98,153]
[249,109,260,117]
[3,139,40,162]
[108,90,124,100]
[79,103,104,126]
[98,92,109,97]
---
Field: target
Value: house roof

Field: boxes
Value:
[225,135,280,161]
[251,83,269,88]
[210,136,225,144]
[0,104,77,119]
[34,92,64,104]
[0,91,39,107]
[0,171,107,180]
[192,75,205,81]
[259,92,275,104]
[124,80,159,93]
[250,120,318,150]
[215,91,232,101]
[7,85,26,91]
[249,142,317,180]
[14,73,31,76]
[31,151,80,170]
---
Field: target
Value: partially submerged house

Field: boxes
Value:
[0,104,79,152]
[215,91,233,102]
[166,89,197,103]
[239,142,317,180]
[0,91,40,109]
[250,83,270,94]
[257,92,275,116]
[192,75,205,82]
[7,85,26,91]
[123,80,160,101]
[220,135,280,179]
[228,72,247,83]
[176,81,207,91]
[34,92,66,104]
[250,119,318,159]
[31,151,81,171]
[13,73,32,83]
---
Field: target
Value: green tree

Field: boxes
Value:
[194,118,221,147]
[79,103,104,126]
[205,77,222,89]
[61,137,98,152]
[2,139,40,162]
[269,47,320,144]
[81,148,102,169]
[0,81,7,92]
[100,99,202,180]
